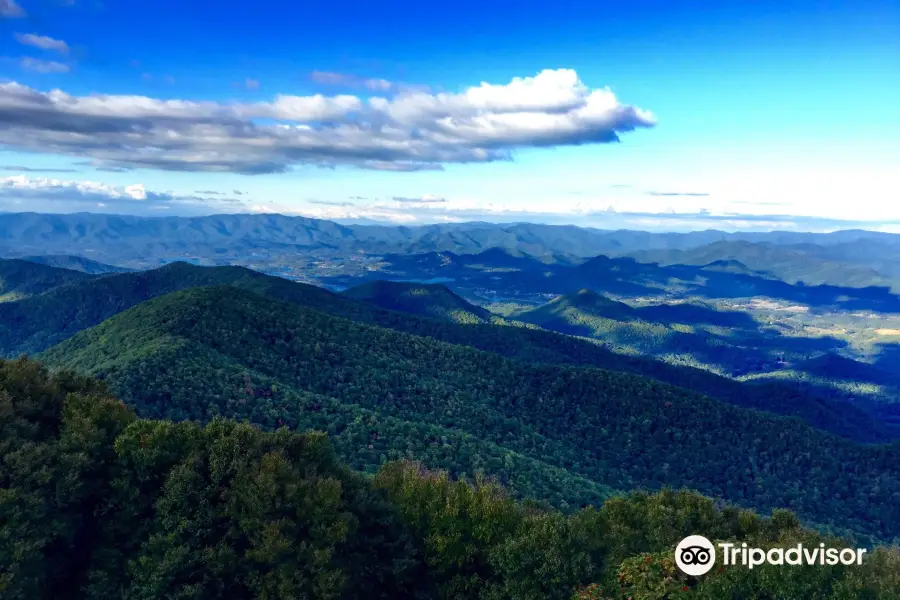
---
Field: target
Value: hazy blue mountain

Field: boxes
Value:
[3,212,899,271]
[626,240,900,291]
[20,254,133,274]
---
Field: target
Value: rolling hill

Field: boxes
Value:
[8,357,899,600]
[515,289,802,371]
[342,280,493,324]
[20,254,133,274]
[1,261,891,443]
[516,289,637,328]
[0,258,93,302]
[40,286,900,540]
[626,240,899,291]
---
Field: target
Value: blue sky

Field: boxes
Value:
[0,0,897,231]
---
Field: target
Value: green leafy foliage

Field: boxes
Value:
[0,258,92,302]
[342,280,493,324]
[3,261,886,442]
[40,287,900,541]
[19,255,132,275]
[4,358,900,600]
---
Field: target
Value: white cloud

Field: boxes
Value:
[19,57,70,73]
[244,78,260,90]
[1,174,149,200]
[14,33,70,54]
[0,174,248,215]
[0,0,25,17]
[0,69,655,174]
[251,200,421,223]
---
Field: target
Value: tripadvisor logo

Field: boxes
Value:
[675,535,868,575]
[676,535,716,576]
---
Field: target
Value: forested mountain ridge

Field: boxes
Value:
[515,289,815,378]
[625,240,900,291]
[342,280,493,324]
[19,254,133,274]
[41,286,900,541]
[0,258,93,302]
[3,211,899,269]
[1,261,891,442]
[6,357,900,600]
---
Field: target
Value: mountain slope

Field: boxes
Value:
[0,258,93,302]
[516,289,791,375]
[628,240,897,291]
[8,357,899,600]
[4,211,899,268]
[2,261,890,443]
[41,286,900,540]
[517,289,636,334]
[21,254,133,274]
[342,280,492,324]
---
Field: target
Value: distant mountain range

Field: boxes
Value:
[331,248,900,314]
[2,212,899,271]
[625,240,900,291]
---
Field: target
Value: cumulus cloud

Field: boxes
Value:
[0,0,25,17]
[14,33,70,54]
[0,174,247,215]
[0,69,655,174]
[19,57,70,73]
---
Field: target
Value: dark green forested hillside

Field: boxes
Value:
[0,258,92,302]
[516,289,793,376]
[20,254,133,274]
[342,280,493,324]
[626,241,898,291]
[4,358,900,600]
[515,288,900,400]
[41,287,900,541]
[1,261,888,443]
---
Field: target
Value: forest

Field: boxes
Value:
[3,358,900,600]
[2,260,889,444]
[39,287,900,542]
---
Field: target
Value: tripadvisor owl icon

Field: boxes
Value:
[675,535,716,576]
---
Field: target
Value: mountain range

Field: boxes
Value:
[39,283,900,540]
[0,258,890,442]
[2,213,899,279]
[2,248,900,600]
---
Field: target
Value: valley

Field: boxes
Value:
[4,218,900,599]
